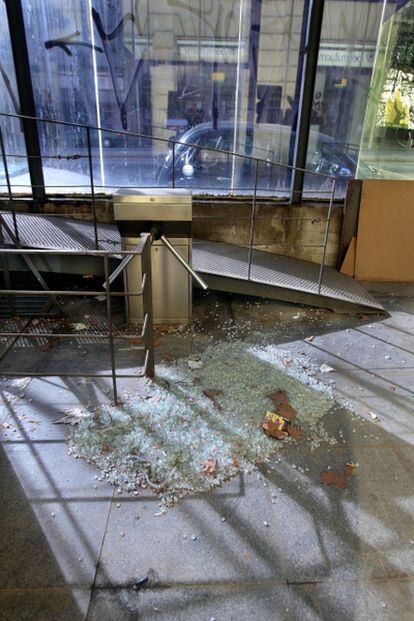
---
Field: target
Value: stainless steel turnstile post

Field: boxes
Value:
[113,189,207,325]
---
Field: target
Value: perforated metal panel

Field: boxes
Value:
[1,212,120,251]
[193,240,384,311]
[1,213,383,311]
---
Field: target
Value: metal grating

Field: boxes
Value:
[1,212,121,252]
[0,295,58,318]
[193,240,250,280]
[193,240,384,311]
[0,213,383,311]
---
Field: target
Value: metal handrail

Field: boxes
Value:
[0,110,337,296]
[0,110,335,179]
[0,233,154,403]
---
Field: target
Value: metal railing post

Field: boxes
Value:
[86,126,99,249]
[0,224,15,316]
[0,125,19,242]
[0,246,155,393]
[4,1,45,202]
[318,178,336,293]
[172,141,175,189]
[141,234,154,377]
[104,254,118,403]
[247,159,259,281]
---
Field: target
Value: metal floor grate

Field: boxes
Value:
[0,295,59,318]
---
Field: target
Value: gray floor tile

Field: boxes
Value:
[356,320,414,355]
[0,447,68,589]
[369,368,414,397]
[303,326,414,372]
[364,395,414,442]
[0,588,90,621]
[289,577,414,621]
[28,500,111,588]
[0,443,112,589]
[88,583,293,621]
[95,474,289,587]
[260,441,414,583]
[0,373,111,412]
[1,442,114,500]
[349,444,413,498]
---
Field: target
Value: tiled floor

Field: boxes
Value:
[0,284,413,620]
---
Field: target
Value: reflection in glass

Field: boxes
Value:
[17,0,309,195]
[0,2,30,195]
[22,0,99,193]
[358,0,414,181]
[304,0,387,198]
[9,0,402,198]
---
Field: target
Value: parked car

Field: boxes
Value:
[157,121,382,194]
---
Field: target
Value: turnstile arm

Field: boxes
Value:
[103,239,143,289]
[104,234,208,291]
[159,235,208,290]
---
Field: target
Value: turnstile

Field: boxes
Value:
[113,189,207,324]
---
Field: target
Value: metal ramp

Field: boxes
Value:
[1,212,119,251]
[0,212,120,277]
[193,240,384,312]
[0,212,383,312]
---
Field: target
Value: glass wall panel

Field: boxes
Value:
[93,0,248,191]
[19,0,309,196]
[233,0,305,195]
[358,0,414,180]
[0,2,30,195]
[22,0,99,193]
[5,0,401,198]
[154,0,247,193]
[304,0,387,198]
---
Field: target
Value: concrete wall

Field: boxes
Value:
[0,199,115,224]
[193,200,341,267]
[0,197,341,268]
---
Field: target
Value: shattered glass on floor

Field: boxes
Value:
[68,340,342,505]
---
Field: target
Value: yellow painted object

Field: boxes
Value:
[384,88,410,128]
[212,71,225,83]
[264,411,287,430]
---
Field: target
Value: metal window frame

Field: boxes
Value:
[246,0,263,146]
[291,0,326,203]
[4,0,45,204]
